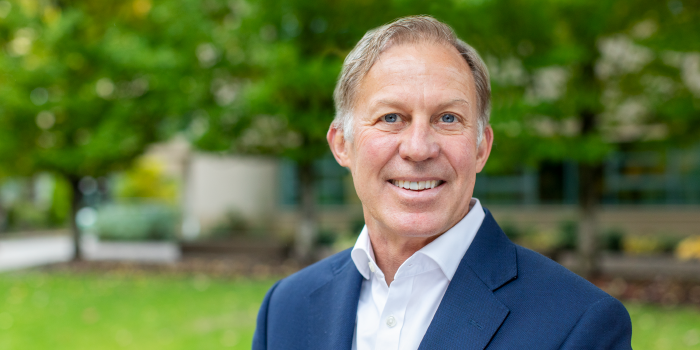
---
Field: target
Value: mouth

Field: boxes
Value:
[388,179,445,191]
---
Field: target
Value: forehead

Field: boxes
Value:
[355,41,476,110]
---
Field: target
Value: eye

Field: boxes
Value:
[382,113,401,123]
[441,114,456,123]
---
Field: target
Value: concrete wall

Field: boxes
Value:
[184,153,279,234]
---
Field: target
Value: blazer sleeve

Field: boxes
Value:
[559,295,633,350]
[252,281,281,350]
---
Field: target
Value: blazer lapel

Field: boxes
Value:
[309,257,364,350]
[419,208,517,350]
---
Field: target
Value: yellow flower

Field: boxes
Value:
[676,236,700,261]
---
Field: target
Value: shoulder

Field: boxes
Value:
[491,245,631,347]
[269,248,354,302]
[512,245,611,306]
[255,248,355,348]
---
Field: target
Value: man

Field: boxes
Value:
[253,16,632,350]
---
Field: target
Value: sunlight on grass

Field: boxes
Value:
[0,271,275,350]
[626,302,700,350]
[1,271,699,349]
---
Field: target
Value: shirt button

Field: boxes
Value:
[368,261,376,273]
[386,316,397,328]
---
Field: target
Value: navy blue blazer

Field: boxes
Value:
[253,209,632,349]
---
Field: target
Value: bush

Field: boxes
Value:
[622,235,682,255]
[96,203,178,241]
[557,221,578,250]
[316,229,338,247]
[601,228,624,252]
[5,202,50,231]
[208,211,251,238]
[676,236,700,261]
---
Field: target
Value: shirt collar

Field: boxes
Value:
[351,198,485,281]
[350,225,374,280]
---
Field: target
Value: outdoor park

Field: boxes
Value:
[0,0,700,349]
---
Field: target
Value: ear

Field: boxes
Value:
[476,125,493,173]
[327,125,352,168]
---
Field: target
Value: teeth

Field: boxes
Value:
[391,180,442,190]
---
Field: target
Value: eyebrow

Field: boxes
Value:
[372,98,471,110]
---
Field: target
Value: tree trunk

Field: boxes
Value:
[68,177,83,261]
[294,162,317,263]
[577,109,602,278]
[577,163,602,278]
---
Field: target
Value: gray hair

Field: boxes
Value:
[332,15,491,145]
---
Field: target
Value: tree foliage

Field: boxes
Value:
[0,0,225,256]
[1,0,698,261]
[0,0,221,179]
[189,0,700,263]
[191,0,700,169]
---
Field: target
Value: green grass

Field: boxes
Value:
[0,271,275,350]
[627,302,700,350]
[1,271,699,349]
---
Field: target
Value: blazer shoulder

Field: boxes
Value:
[488,245,631,348]
[273,248,354,298]
[513,245,611,303]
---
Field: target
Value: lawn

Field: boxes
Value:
[628,302,700,349]
[0,271,275,350]
[0,271,698,349]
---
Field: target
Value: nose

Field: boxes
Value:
[398,118,439,162]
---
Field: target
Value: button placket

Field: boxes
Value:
[372,275,414,350]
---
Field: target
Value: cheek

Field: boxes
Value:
[354,131,397,174]
[443,136,478,176]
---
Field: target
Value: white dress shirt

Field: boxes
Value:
[350,198,485,350]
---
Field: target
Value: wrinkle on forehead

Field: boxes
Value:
[355,42,477,119]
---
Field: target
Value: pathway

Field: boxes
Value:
[0,235,74,272]
[0,234,181,272]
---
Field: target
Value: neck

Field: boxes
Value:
[368,228,439,286]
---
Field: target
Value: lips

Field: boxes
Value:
[389,180,444,191]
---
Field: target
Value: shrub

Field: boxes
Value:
[5,202,50,231]
[208,210,251,238]
[601,229,624,252]
[676,236,700,261]
[316,229,338,247]
[95,203,178,241]
[557,220,578,250]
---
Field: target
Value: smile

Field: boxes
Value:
[389,180,444,191]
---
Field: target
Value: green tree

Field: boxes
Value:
[197,0,700,268]
[0,0,222,258]
[458,0,700,276]
[195,0,399,261]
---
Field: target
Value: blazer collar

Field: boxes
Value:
[307,208,517,350]
[462,207,518,291]
[419,208,517,349]
[308,252,364,350]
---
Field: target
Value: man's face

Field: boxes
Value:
[328,42,493,239]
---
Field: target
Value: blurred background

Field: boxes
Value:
[0,0,699,349]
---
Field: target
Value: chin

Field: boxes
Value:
[383,211,452,238]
